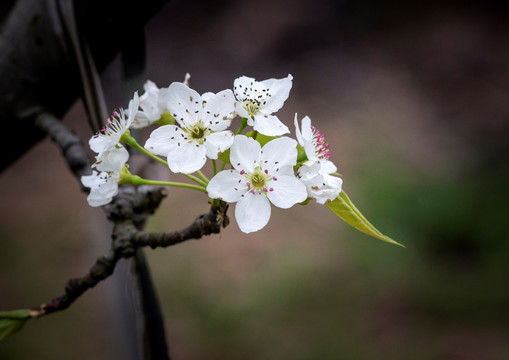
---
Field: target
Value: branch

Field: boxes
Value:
[34,111,92,181]
[132,201,229,248]
[29,202,229,318]
[26,109,230,354]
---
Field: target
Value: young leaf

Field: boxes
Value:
[217,148,230,164]
[326,190,405,247]
[244,131,277,147]
[0,309,31,340]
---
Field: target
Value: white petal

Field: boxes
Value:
[87,182,118,207]
[81,171,100,188]
[131,112,155,129]
[294,115,319,161]
[309,188,340,205]
[323,173,343,189]
[201,92,215,102]
[203,89,236,131]
[261,136,298,173]
[298,164,343,204]
[303,141,319,162]
[252,113,289,136]
[258,74,293,114]
[166,82,203,128]
[206,170,247,202]
[300,115,313,141]
[143,80,159,93]
[125,92,140,128]
[144,125,181,157]
[298,162,322,183]
[81,171,119,207]
[233,76,255,101]
[235,193,271,233]
[94,146,129,172]
[205,131,234,159]
[318,159,337,174]
[234,101,251,119]
[308,174,343,205]
[87,192,112,207]
[294,113,304,145]
[89,134,114,153]
[230,135,260,173]
[167,141,206,174]
[133,82,163,126]
[267,175,307,209]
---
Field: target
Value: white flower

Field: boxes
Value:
[131,81,170,129]
[93,146,129,172]
[144,82,236,174]
[233,75,293,136]
[89,92,139,153]
[207,135,307,233]
[81,148,127,207]
[294,115,342,204]
[81,170,121,207]
[295,114,333,164]
[297,162,343,204]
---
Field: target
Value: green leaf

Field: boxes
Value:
[0,309,31,340]
[244,131,277,147]
[218,148,230,164]
[326,190,405,247]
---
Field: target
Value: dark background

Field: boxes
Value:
[1,0,509,359]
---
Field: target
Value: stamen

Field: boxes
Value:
[311,125,332,160]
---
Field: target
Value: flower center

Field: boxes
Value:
[242,167,275,195]
[100,110,125,138]
[242,100,261,116]
[183,121,210,144]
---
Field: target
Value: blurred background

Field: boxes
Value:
[1,0,509,359]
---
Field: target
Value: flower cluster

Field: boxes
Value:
[81,74,342,233]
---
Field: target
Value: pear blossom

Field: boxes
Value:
[297,162,343,204]
[89,92,139,154]
[144,82,236,174]
[131,81,170,129]
[93,146,129,173]
[81,147,128,207]
[207,135,307,233]
[295,115,342,204]
[81,170,122,207]
[233,75,293,136]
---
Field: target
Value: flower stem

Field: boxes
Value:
[123,132,208,187]
[212,160,217,176]
[196,170,209,184]
[183,174,208,187]
[236,117,249,135]
[129,175,208,193]
[122,133,168,167]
